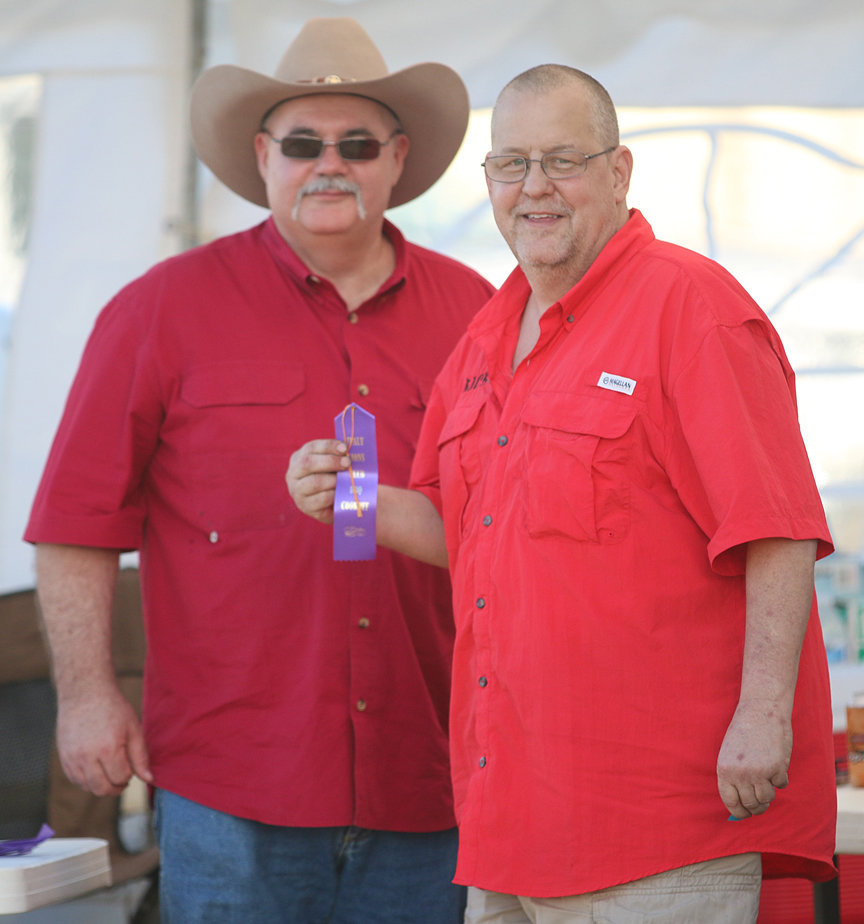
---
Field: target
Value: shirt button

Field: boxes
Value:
[358,617,370,628]
[479,756,487,768]
[476,597,486,609]
[482,515,492,526]
[358,384,370,397]
[497,435,508,446]
[566,314,575,323]
[307,275,320,285]
[348,312,359,324]
[478,676,488,687]
[356,699,367,712]
[208,531,219,543]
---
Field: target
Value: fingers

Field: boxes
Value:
[57,697,151,796]
[716,706,792,819]
[61,747,131,798]
[63,742,150,797]
[735,789,773,817]
[96,757,134,797]
[719,773,786,819]
[72,733,152,797]
[286,439,350,523]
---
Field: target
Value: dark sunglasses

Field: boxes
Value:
[261,128,403,161]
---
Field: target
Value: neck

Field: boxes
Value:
[522,264,585,312]
[523,206,631,306]
[278,219,396,311]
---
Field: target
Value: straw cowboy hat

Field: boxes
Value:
[190,17,470,209]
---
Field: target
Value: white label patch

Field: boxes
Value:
[597,371,637,396]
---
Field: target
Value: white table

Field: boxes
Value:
[836,784,864,855]
[814,784,864,923]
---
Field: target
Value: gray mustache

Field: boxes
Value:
[299,177,363,197]
[292,177,366,220]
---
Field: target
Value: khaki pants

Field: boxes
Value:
[464,853,761,924]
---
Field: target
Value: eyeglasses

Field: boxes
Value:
[261,128,403,161]
[482,147,616,183]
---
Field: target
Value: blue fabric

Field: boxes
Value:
[154,789,466,923]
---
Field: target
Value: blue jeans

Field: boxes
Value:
[154,789,466,923]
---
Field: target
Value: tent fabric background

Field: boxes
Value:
[1,0,863,591]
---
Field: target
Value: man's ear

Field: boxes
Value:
[612,145,634,204]
[390,131,411,185]
[253,131,270,181]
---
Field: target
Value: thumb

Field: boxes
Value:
[127,728,153,783]
[771,769,789,789]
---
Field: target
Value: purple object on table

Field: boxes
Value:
[0,824,54,857]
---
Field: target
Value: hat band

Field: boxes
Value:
[295,75,358,85]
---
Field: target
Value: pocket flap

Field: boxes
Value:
[437,397,485,446]
[182,362,305,408]
[522,391,637,439]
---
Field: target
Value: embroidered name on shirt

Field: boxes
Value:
[464,371,489,392]
[597,372,637,396]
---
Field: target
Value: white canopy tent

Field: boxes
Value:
[1,0,863,597]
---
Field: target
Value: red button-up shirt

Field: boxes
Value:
[26,218,494,831]
[411,211,835,894]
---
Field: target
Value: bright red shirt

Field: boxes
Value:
[410,211,835,895]
[26,218,494,831]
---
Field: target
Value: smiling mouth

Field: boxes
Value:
[521,212,563,222]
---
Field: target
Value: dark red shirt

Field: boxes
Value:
[26,218,494,831]
[411,211,835,893]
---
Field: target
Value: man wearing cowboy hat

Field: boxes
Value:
[25,17,493,922]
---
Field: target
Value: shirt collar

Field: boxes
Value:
[465,210,654,380]
[261,216,408,298]
[469,209,654,340]
[557,209,654,323]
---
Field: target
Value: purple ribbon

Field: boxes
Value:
[333,403,378,561]
[0,824,54,857]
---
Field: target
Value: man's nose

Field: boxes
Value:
[521,159,555,195]
[314,142,347,172]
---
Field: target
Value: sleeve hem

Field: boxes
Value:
[709,518,834,576]
[24,513,143,552]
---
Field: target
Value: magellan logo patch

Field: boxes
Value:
[597,372,637,396]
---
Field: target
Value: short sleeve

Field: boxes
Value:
[24,284,164,549]
[409,380,447,516]
[663,319,832,575]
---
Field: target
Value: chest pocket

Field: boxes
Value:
[437,398,486,485]
[176,362,307,532]
[436,396,487,538]
[520,391,637,543]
